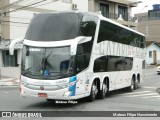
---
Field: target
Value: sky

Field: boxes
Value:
[132,0,160,16]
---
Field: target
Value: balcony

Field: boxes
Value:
[102,12,137,22]
[99,0,140,7]
[101,12,137,27]
[103,0,138,6]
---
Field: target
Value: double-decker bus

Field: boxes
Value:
[10,12,145,102]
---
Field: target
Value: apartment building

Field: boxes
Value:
[0,0,88,78]
[88,0,140,27]
[135,4,160,64]
[135,4,160,42]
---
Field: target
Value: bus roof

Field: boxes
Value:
[31,11,145,38]
[76,11,145,37]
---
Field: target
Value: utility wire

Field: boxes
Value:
[29,1,56,9]
[3,20,29,24]
[4,0,47,14]
[1,0,57,24]
[2,0,56,21]
[1,0,26,10]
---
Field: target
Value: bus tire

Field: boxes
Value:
[46,99,54,102]
[127,76,136,92]
[87,82,97,102]
[136,74,140,89]
[99,82,108,99]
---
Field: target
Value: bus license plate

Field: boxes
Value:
[38,93,48,97]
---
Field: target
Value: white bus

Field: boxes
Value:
[10,12,145,102]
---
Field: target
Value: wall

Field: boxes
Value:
[9,10,36,39]
[9,0,88,40]
[1,67,21,78]
[1,0,10,40]
[0,0,88,78]
[137,20,160,42]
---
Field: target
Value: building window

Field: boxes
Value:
[100,3,109,18]
[2,50,18,67]
[149,10,160,20]
[118,5,128,21]
[149,51,152,58]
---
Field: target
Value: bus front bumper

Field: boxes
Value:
[20,85,83,100]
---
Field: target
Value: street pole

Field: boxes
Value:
[0,10,3,42]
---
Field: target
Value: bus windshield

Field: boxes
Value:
[21,46,74,80]
[22,13,98,79]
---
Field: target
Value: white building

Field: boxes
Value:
[88,0,140,27]
[0,0,88,78]
[145,41,160,65]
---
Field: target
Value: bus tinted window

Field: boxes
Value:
[98,21,145,48]
[25,13,81,41]
[93,56,106,72]
[25,13,98,41]
[76,15,98,73]
[80,15,97,37]
[93,56,133,72]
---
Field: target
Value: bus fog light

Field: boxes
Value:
[64,91,72,97]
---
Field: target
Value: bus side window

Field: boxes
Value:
[80,15,97,37]
[93,57,106,72]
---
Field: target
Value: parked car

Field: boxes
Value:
[157,66,160,74]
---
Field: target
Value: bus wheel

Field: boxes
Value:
[128,77,135,92]
[99,82,108,99]
[87,82,97,102]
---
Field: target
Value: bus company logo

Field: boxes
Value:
[2,112,12,117]
[34,81,51,86]
[40,86,44,90]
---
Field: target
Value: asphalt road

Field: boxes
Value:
[0,68,160,119]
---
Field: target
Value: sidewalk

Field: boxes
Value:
[0,76,19,86]
[145,64,157,69]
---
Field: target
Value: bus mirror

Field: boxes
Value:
[70,36,92,55]
[9,38,24,55]
[78,37,92,44]
[60,60,69,73]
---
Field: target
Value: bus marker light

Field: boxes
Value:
[64,91,71,97]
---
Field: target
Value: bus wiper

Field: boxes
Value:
[42,52,52,70]
[23,67,32,75]
[60,72,72,77]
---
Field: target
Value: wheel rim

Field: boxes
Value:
[91,84,96,99]
[131,79,134,90]
[102,83,107,96]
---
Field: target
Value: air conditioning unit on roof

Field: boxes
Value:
[72,4,78,10]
